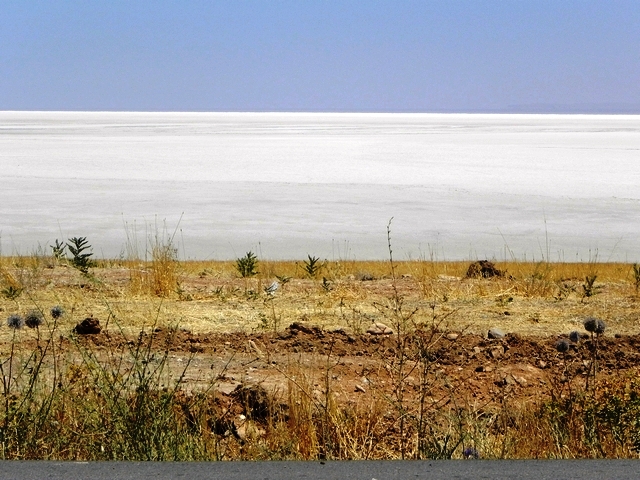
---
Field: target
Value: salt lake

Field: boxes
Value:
[1,111,639,261]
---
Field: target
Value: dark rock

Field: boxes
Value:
[289,322,322,335]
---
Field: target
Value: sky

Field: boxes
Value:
[1,1,639,113]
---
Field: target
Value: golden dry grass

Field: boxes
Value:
[1,256,639,346]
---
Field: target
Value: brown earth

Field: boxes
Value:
[3,260,640,427]
[67,322,640,414]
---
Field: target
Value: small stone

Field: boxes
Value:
[475,365,493,373]
[473,346,482,354]
[438,274,461,281]
[514,376,528,386]
[537,360,548,369]
[487,328,506,339]
[354,384,366,393]
[490,347,504,359]
[367,322,393,335]
[446,333,459,341]
[289,322,321,335]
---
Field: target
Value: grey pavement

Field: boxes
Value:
[0,460,639,480]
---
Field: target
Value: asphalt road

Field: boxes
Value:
[1,460,639,480]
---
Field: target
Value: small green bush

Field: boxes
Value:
[236,251,258,278]
[67,236,95,275]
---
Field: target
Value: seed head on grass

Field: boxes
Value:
[7,314,24,330]
[24,310,44,329]
[50,306,64,319]
[555,339,570,353]
[569,331,581,343]
[584,317,606,335]
[463,447,479,459]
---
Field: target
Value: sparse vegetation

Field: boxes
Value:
[0,239,640,460]
[67,236,95,275]
[303,255,323,278]
[236,251,258,278]
[50,239,66,261]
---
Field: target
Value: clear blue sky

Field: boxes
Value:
[1,1,639,112]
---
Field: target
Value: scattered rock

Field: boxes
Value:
[438,274,462,281]
[73,317,101,335]
[356,272,375,281]
[367,322,393,335]
[354,384,366,393]
[473,346,483,354]
[235,420,266,441]
[501,374,517,386]
[475,365,494,373]
[513,375,528,386]
[490,346,504,359]
[218,382,241,396]
[487,328,506,339]
[537,360,548,369]
[466,260,504,278]
[446,333,459,341]
[289,322,322,335]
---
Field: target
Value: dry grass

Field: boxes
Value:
[2,254,640,459]
[1,258,639,346]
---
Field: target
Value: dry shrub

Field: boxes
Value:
[125,221,180,297]
[286,373,319,458]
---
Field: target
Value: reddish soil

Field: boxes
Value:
[71,323,640,411]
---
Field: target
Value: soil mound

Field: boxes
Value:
[466,260,503,278]
[73,317,101,335]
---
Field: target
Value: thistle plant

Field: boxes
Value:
[24,310,44,329]
[463,447,479,459]
[583,316,606,390]
[6,314,24,330]
[555,338,573,392]
[50,306,64,319]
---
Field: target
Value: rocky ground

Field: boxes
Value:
[69,320,640,416]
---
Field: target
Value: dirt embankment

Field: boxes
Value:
[69,322,640,407]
